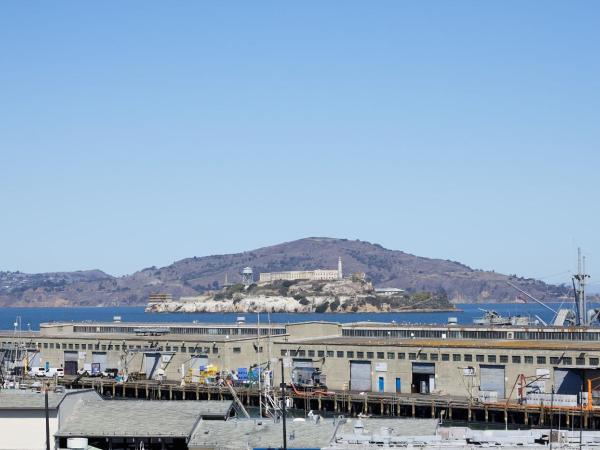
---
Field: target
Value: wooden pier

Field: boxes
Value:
[61,376,600,430]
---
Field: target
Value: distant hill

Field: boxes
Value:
[0,237,571,306]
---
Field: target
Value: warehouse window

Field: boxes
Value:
[318,350,325,357]
[562,357,572,365]
[453,354,461,362]
[377,352,384,359]
[298,350,305,357]
[464,354,472,362]
[430,354,438,361]
[173,347,179,352]
[281,350,287,356]
[419,353,427,361]
[347,351,354,358]
[409,353,417,360]
[442,354,450,361]
[213,347,218,354]
[476,355,484,362]
[512,356,521,364]
[337,351,344,358]
[398,353,406,360]
[537,356,546,364]
[576,357,585,366]
[233,347,241,354]
[500,355,508,363]
[590,357,599,366]
[308,350,315,357]
[550,357,560,365]
[387,352,395,360]
[524,356,533,364]
[357,352,364,359]
[487,355,496,363]
[43,343,48,349]
[327,351,334,357]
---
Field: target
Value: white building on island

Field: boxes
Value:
[259,257,343,283]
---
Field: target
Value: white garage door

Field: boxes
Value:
[350,361,372,392]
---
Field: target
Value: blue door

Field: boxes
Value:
[378,376,384,392]
[395,377,401,393]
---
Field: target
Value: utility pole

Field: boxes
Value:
[45,382,50,450]
[280,358,287,450]
[257,313,262,418]
[549,385,554,450]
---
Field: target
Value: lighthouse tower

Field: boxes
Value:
[338,257,343,280]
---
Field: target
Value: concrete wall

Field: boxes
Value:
[0,410,58,450]
[9,323,600,400]
[273,340,597,399]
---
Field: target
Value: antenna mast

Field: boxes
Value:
[573,248,590,326]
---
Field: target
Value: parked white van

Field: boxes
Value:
[28,367,46,377]
[44,367,64,378]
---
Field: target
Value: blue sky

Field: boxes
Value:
[0,1,598,287]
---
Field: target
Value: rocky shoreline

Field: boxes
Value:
[145,278,455,314]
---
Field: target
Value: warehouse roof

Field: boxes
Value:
[280,336,600,351]
[56,400,234,438]
[0,389,99,410]
[188,417,438,449]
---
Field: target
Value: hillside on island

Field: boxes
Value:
[145,276,454,313]
[0,237,570,307]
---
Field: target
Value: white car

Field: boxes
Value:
[44,368,64,378]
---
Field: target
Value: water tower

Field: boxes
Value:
[242,267,254,286]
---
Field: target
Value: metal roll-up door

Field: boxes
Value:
[292,359,314,369]
[350,361,372,391]
[144,353,161,380]
[64,351,78,375]
[555,369,582,395]
[480,365,505,398]
[412,363,435,374]
[28,351,41,369]
[92,352,108,372]
[292,359,315,385]
[189,355,209,370]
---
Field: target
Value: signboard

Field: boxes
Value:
[237,368,248,381]
[463,367,475,376]
[536,368,550,380]
[375,362,388,372]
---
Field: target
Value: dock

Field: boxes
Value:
[60,376,600,430]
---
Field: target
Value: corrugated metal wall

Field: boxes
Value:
[350,361,371,391]
[555,368,582,395]
[480,364,505,398]
[144,352,161,379]
[412,363,435,374]
[92,351,108,372]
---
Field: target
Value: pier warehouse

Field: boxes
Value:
[3,320,600,401]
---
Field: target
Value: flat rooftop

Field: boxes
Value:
[282,335,600,351]
[56,400,234,438]
[0,389,99,410]
[188,418,438,449]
